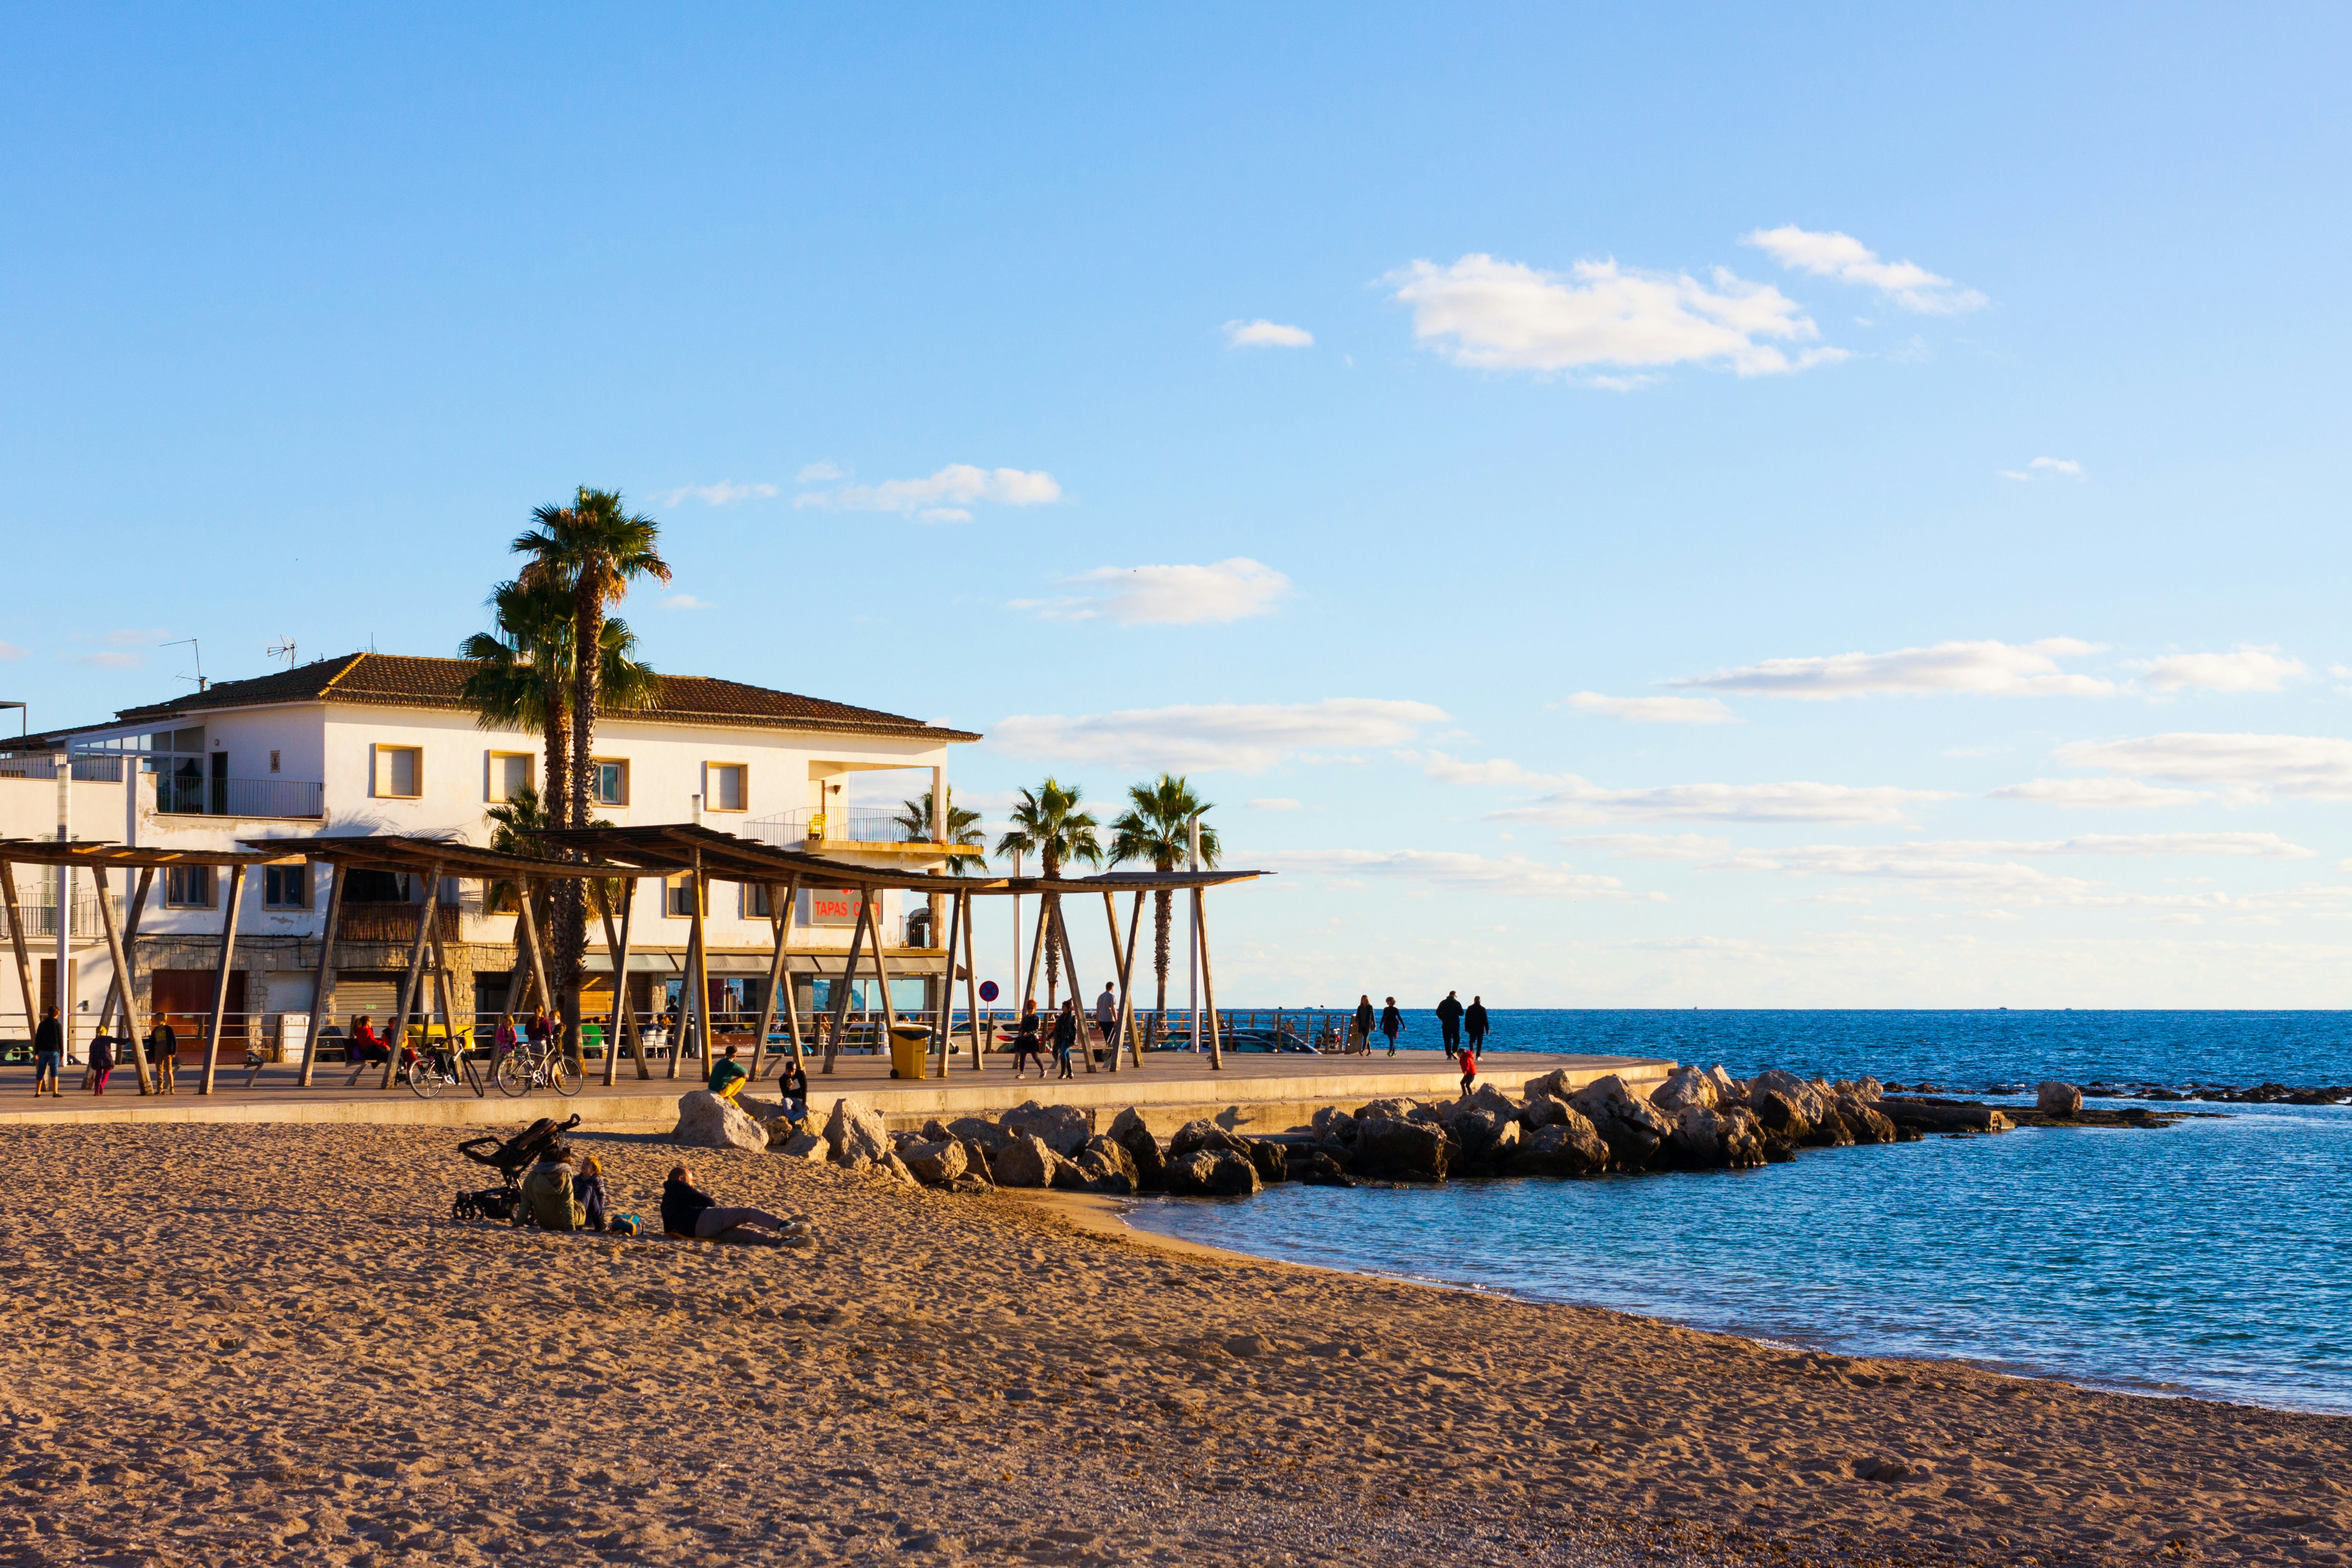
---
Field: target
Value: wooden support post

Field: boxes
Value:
[0,860,34,1054]
[681,854,710,1080]
[199,863,250,1095]
[91,865,155,1096]
[1105,889,1145,1072]
[298,863,343,1087]
[593,880,634,1086]
[1021,892,1049,1015]
[1050,897,1095,1073]
[823,892,869,1073]
[1197,888,1224,1071]
[426,895,460,1069]
[515,881,554,1034]
[960,888,983,1072]
[376,864,441,1090]
[776,877,808,1076]
[922,888,950,1086]
[748,875,797,1082]
[91,868,153,1036]
[867,889,900,1034]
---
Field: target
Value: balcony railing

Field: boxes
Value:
[0,755,125,782]
[156,776,325,820]
[0,891,124,941]
[746,807,920,848]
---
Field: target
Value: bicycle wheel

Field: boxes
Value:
[407,1058,439,1100]
[494,1052,534,1097]
[462,1053,487,1098]
[551,1053,583,1097]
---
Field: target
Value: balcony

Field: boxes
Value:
[156,776,325,820]
[747,807,926,849]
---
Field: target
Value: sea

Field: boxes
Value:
[1122,1010,2352,1415]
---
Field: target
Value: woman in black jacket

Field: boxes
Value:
[1052,1001,1079,1080]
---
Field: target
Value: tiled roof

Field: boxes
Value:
[104,652,979,742]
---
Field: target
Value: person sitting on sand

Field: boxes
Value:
[520,1142,587,1231]
[573,1154,609,1233]
[778,1059,810,1124]
[707,1042,748,1101]
[660,1164,797,1243]
[350,1015,390,1065]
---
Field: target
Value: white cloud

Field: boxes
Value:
[2000,458,2085,483]
[1740,226,1988,314]
[74,651,145,669]
[1908,833,2310,860]
[660,481,778,507]
[1561,833,1731,860]
[1247,797,1301,811]
[1494,778,1952,826]
[1013,558,1293,626]
[2054,733,2352,802]
[795,461,846,483]
[2129,645,2307,694]
[661,594,713,612]
[0,640,25,662]
[1388,253,1843,379]
[1404,750,1564,788]
[1561,692,1734,724]
[1710,845,2088,896]
[1671,638,2114,700]
[100,628,171,648]
[1251,848,1635,900]
[794,464,1062,519]
[1224,319,1313,349]
[992,698,1446,774]
[1990,777,2208,810]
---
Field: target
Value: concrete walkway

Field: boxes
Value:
[0,1049,1675,1135]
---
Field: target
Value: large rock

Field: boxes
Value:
[1310,1105,1357,1143]
[947,1116,1013,1157]
[1667,1104,1730,1168]
[823,1097,894,1171]
[1353,1096,1436,1126]
[1515,1115,1609,1177]
[1243,1139,1288,1185]
[1169,1119,1252,1159]
[1718,1105,1768,1167]
[2036,1081,2084,1117]
[1292,1147,1355,1186]
[673,1090,767,1152]
[1852,1076,1885,1102]
[991,1133,1069,1189]
[1879,1097,2013,1134]
[1519,1094,1567,1130]
[1462,1082,1520,1121]
[1748,1069,1833,1127]
[1519,1068,1577,1103]
[901,1138,969,1187]
[779,1130,830,1163]
[1352,1116,1453,1182]
[1752,1088,1816,1140]
[1106,1108,1166,1190]
[1163,1148,1261,1197]
[1703,1064,1741,1103]
[1569,1075,1675,1170]
[1835,1094,1898,1145]
[1078,1134,1140,1194]
[1651,1066,1720,1114]
[1449,1105,1517,1169]
[1002,1100,1091,1158]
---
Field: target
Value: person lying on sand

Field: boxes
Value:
[660,1164,796,1243]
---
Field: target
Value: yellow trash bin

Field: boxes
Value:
[888,1024,931,1081]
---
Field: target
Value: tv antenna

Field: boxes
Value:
[267,637,298,670]
[161,638,206,691]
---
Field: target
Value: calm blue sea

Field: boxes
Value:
[1127,1010,2352,1414]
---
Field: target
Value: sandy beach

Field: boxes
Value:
[0,1121,2343,1567]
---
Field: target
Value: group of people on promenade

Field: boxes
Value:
[1342,991,1490,1057]
[25,1003,186,1097]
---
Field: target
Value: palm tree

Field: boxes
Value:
[1108,775,1220,1018]
[994,779,1101,1006]
[893,787,987,874]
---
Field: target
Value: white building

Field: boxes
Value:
[2,652,978,1048]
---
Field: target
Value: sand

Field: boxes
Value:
[0,1121,2343,1567]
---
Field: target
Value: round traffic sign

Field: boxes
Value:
[978,980,1000,1002]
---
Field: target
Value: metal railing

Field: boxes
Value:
[155,775,325,819]
[0,755,125,782]
[0,891,125,941]
[746,807,917,847]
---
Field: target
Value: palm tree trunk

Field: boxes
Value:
[1152,887,1171,1016]
[554,577,605,1053]
[542,714,569,833]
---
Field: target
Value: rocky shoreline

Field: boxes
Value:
[669,1063,2144,1197]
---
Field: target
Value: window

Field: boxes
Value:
[744,883,772,919]
[164,866,216,908]
[488,752,533,803]
[268,749,281,775]
[706,763,747,812]
[374,745,422,798]
[665,874,706,918]
[263,864,310,910]
[592,758,629,807]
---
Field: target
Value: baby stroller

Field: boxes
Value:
[452,1113,581,1222]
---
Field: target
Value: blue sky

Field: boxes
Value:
[6,5,2351,1006]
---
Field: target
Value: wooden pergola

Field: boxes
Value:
[0,837,304,1095]
[538,823,1267,1078]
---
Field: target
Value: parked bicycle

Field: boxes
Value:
[398,1034,486,1100]
[495,1033,581,1098]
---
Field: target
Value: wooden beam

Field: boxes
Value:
[1050,896,1095,1074]
[0,860,36,1055]
[823,892,869,1073]
[748,875,797,1083]
[90,864,154,1096]
[426,890,460,1078]
[199,863,250,1095]
[1021,893,1049,1014]
[91,867,154,1043]
[515,881,554,1037]
[680,855,709,1081]
[867,890,900,1037]
[1105,888,1145,1073]
[298,863,343,1087]
[594,879,637,1087]
[776,876,808,1078]
[377,864,441,1091]
[960,887,983,1072]
[1197,887,1224,1072]
[933,884,963,1077]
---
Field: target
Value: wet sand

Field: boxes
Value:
[0,1121,2343,1566]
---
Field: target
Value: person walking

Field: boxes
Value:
[1435,991,1464,1059]
[1011,1000,1044,1079]
[31,1005,63,1096]
[1380,997,1403,1057]
[1458,1038,1478,1097]
[1352,995,1376,1055]
[1465,995,1490,1053]
[1094,983,1118,1060]
[87,1027,116,1096]
[1052,1000,1079,1080]
[147,1017,179,1093]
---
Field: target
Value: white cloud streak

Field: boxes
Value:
[1999,458,2086,483]
[794,464,1062,520]
[1562,691,1734,724]
[794,461,845,483]
[1250,848,1636,900]
[1388,253,1842,379]
[1494,778,1952,826]
[1013,559,1293,626]
[660,481,779,507]
[1405,751,1564,788]
[1224,319,1313,349]
[2054,733,2352,802]
[1740,226,1989,314]
[0,640,25,662]
[661,594,713,612]
[1560,833,1731,860]
[1989,777,2207,810]
[2129,645,2307,694]
[1247,798,1301,811]
[992,699,1446,774]
[1672,638,2114,700]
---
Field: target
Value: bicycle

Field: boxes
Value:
[494,1035,581,1098]
[397,1037,486,1100]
